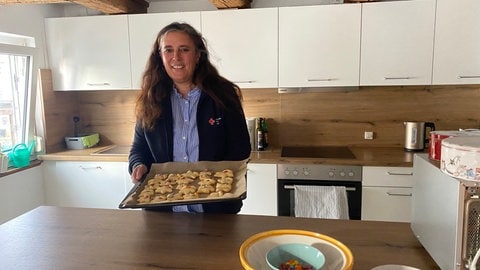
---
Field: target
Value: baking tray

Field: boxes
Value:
[119,159,248,209]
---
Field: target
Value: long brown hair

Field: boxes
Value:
[135,22,243,130]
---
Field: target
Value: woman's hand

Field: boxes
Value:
[131,164,147,183]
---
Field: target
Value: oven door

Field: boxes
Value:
[277,179,362,220]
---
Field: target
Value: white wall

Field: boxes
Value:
[0,4,64,67]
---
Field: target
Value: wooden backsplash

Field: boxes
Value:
[39,69,480,152]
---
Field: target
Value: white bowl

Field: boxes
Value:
[239,229,354,270]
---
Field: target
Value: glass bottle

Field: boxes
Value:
[256,118,264,151]
[261,118,269,149]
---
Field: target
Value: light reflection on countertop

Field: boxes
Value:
[250,146,421,167]
[90,145,131,156]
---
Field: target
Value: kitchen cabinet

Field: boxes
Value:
[239,163,277,216]
[360,0,435,86]
[432,0,480,85]
[362,166,413,222]
[43,161,131,209]
[128,12,201,89]
[278,4,361,88]
[201,8,278,89]
[44,15,132,91]
[0,166,44,224]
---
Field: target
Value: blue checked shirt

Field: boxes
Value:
[171,87,203,213]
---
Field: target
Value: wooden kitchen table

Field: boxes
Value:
[0,206,438,269]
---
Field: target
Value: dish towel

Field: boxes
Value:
[81,133,100,148]
[294,185,349,220]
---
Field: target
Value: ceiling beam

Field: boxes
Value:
[1,0,149,14]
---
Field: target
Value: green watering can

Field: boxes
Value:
[9,142,35,168]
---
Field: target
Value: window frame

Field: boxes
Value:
[0,43,40,152]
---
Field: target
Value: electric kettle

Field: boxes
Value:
[403,121,435,151]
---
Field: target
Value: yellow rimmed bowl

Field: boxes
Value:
[239,229,353,270]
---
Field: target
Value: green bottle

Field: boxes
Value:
[260,118,269,149]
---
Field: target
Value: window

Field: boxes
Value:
[0,32,36,152]
[0,53,30,150]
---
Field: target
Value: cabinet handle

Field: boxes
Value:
[307,78,338,82]
[79,165,102,170]
[283,185,356,192]
[386,192,412,197]
[457,75,480,79]
[387,171,413,176]
[384,76,414,80]
[87,82,111,86]
[233,80,256,84]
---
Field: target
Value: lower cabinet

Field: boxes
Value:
[239,163,277,216]
[43,161,131,209]
[0,166,44,224]
[362,166,413,222]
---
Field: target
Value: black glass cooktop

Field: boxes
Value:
[281,146,356,159]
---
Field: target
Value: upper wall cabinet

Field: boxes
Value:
[201,8,278,89]
[128,12,201,89]
[433,0,480,85]
[45,15,132,91]
[360,0,435,86]
[278,4,361,88]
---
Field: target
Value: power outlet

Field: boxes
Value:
[364,131,374,140]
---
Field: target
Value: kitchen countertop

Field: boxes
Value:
[39,145,421,167]
[0,206,439,269]
[38,145,129,162]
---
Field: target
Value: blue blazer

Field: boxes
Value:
[128,91,251,213]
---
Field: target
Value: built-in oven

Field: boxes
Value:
[278,146,363,220]
[277,163,362,220]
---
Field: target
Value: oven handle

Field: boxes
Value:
[283,185,356,192]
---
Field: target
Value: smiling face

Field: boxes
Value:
[159,31,200,92]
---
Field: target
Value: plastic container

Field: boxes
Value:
[431,130,480,161]
[0,154,9,172]
[440,136,480,181]
[65,133,100,150]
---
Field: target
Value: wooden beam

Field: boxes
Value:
[1,0,68,3]
[1,0,149,14]
[71,0,149,14]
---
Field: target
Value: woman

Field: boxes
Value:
[128,22,251,214]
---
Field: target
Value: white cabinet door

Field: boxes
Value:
[278,4,361,88]
[43,161,129,209]
[128,12,201,89]
[201,8,278,88]
[45,15,132,91]
[239,163,277,216]
[362,166,413,222]
[360,0,435,86]
[362,186,412,223]
[0,166,44,224]
[433,0,480,85]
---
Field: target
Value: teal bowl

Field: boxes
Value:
[266,243,325,270]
